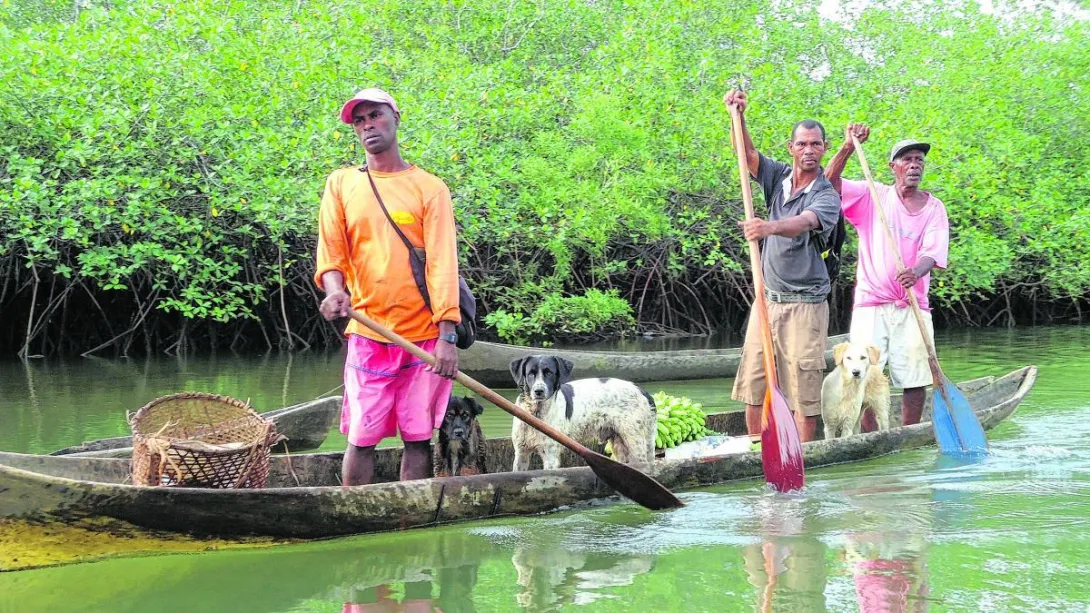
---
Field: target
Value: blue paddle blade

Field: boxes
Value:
[932,376,988,458]
[930,397,962,455]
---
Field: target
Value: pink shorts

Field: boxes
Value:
[340,335,453,447]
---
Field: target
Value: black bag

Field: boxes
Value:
[362,167,477,349]
[817,210,847,285]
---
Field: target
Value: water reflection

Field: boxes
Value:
[435,562,481,613]
[741,494,828,612]
[510,545,654,609]
[491,511,658,610]
[336,532,489,613]
[736,469,947,613]
[340,576,467,612]
[841,482,934,612]
[343,583,435,613]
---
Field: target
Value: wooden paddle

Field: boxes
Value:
[849,134,988,456]
[727,104,806,491]
[344,307,685,510]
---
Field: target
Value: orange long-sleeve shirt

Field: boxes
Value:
[314,165,461,343]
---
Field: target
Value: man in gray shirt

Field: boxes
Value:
[724,90,842,442]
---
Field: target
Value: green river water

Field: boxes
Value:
[1,326,1088,612]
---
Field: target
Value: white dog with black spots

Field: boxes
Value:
[508,355,657,473]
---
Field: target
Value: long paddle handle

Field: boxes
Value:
[345,308,596,460]
[849,135,942,368]
[728,106,780,393]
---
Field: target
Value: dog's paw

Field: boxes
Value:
[435,470,451,478]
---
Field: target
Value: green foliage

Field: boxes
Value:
[830,3,1090,306]
[530,289,636,342]
[484,288,635,345]
[481,311,537,347]
[0,0,1087,353]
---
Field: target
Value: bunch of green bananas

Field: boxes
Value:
[651,392,716,450]
[603,392,717,457]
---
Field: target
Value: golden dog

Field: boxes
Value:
[821,342,891,439]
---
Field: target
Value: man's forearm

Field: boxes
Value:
[770,212,819,238]
[437,320,456,336]
[824,142,855,194]
[912,257,936,278]
[321,270,346,294]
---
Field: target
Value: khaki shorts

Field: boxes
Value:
[732,301,829,417]
[850,304,934,389]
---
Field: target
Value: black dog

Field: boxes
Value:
[433,395,488,478]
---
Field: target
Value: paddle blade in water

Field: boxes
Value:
[930,395,961,455]
[932,376,988,457]
[582,450,685,510]
[761,386,805,492]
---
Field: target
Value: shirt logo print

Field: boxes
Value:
[391,211,416,225]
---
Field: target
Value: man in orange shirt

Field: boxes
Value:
[316,88,462,486]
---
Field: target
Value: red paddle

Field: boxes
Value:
[727,104,806,492]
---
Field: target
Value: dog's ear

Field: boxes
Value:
[553,356,574,386]
[468,397,485,416]
[833,342,850,366]
[509,357,529,387]
[867,345,882,366]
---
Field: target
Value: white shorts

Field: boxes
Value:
[849,304,934,389]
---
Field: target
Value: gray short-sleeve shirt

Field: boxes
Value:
[753,152,842,298]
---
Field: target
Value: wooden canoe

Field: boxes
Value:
[0,366,1035,539]
[47,396,342,458]
[458,333,850,387]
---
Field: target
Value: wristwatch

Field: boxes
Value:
[439,332,458,345]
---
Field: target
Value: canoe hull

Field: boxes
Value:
[0,367,1036,539]
[459,334,849,387]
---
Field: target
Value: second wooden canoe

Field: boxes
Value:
[48,396,341,458]
[458,333,850,387]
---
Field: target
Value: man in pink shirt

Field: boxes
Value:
[825,124,950,428]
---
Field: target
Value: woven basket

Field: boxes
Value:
[129,392,283,489]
